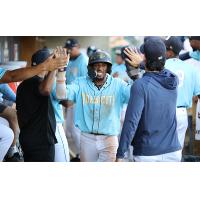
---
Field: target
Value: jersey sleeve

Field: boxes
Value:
[66,79,80,103]
[120,79,131,104]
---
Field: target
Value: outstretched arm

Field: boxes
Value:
[0,53,68,84]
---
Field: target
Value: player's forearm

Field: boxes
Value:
[39,70,56,96]
[1,64,47,83]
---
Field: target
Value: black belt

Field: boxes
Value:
[91,132,106,136]
[177,106,186,108]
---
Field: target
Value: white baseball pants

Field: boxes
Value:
[80,132,118,162]
[54,123,70,162]
[176,107,188,149]
[133,150,182,162]
[0,117,14,161]
[65,106,81,155]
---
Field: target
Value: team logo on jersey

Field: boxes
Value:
[82,93,115,105]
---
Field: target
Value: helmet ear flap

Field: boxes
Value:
[107,64,112,74]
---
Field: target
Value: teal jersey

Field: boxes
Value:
[0,68,7,79]
[190,50,200,61]
[111,63,132,83]
[65,74,131,135]
[50,81,64,123]
[165,58,200,108]
[66,53,88,84]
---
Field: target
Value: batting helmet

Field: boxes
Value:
[87,50,112,80]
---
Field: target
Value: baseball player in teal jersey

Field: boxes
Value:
[164,36,200,153]
[51,81,70,162]
[64,38,88,158]
[57,50,131,162]
[183,37,200,140]
[111,49,132,83]
[111,48,133,161]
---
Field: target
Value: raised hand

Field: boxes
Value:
[124,47,144,68]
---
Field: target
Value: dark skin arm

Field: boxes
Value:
[39,70,57,96]
[60,100,74,108]
[0,54,68,84]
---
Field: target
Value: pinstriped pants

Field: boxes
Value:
[54,123,70,162]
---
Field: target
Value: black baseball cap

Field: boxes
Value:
[31,48,51,66]
[164,36,183,55]
[64,38,79,49]
[140,37,166,63]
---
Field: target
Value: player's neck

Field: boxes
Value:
[94,76,107,89]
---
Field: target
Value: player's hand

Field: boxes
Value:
[124,47,143,68]
[45,47,70,71]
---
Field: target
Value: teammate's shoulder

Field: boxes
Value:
[79,52,88,61]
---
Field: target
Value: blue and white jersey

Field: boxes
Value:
[0,68,7,80]
[64,74,131,136]
[165,58,200,108]
[50,81,64,124]
[66,53,88,84]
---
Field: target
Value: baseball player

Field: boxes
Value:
[117,38,181,162]
[111,48,132,83]
[182,37,200,141]
[0,52,67,161]
[111,48,133,161]
[163,36,200,153]
[57,50,131,162]
[63,38,88,159]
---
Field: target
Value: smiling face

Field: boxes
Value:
[92,62,108,81]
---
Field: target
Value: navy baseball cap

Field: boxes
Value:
[164,36,183,55]
[64,38,79,49]
[115,48,122,55]
[140,36,161,53]
[140,37,166,63]
[31,48,51,66]
[188,36,200,41]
